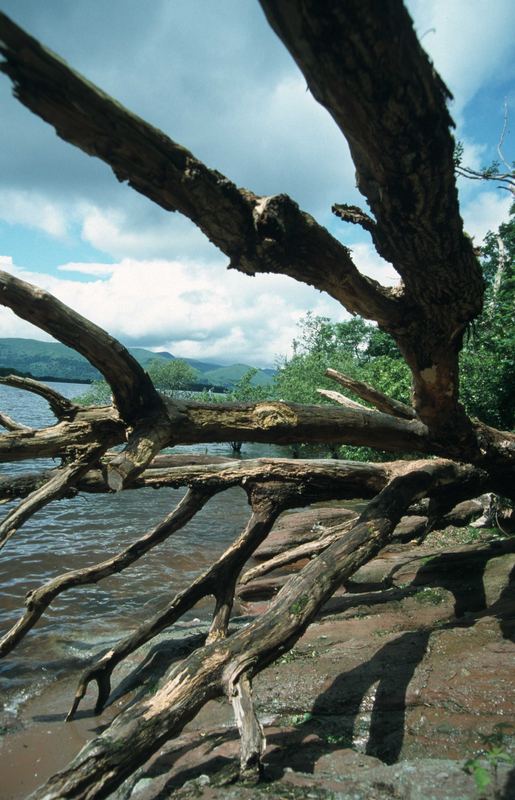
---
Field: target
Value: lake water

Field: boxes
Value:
[0,382,291,721]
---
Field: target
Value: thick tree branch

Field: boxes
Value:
[30,459,485,798]
[0,270,161,424]
[259,0,485,428]
[325,367,416,419]
[0,12,399,326]
[0,399,432,463]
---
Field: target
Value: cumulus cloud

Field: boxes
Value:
[460,191,512,243]
[408,0,515,119]
[0,1,512,366]
[78,203,220,262]
[350,244,399,286]
[0,190,69,238]
[0,255,350,366]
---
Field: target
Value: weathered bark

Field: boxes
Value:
[28,459,484,798]
[239,497,486,588]
[325,367,416,419]
[0,3,513,795]
[0,390,434,463]
[259,0,483,431]
[0,272,161,425]
[0,12,397,326]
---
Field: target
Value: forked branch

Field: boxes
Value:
[31,459,484,798]
[0,12,399,327]
[0,270,161,424]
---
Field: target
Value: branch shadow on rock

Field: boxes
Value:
[264,537,515,773]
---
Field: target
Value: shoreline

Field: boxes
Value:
[2,528,514,798]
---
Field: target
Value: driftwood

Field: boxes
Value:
[0,2,513,796]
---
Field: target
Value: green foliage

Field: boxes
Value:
[464,723,515,794]
[228,368,271,403]
[359,356,411,406]
[74,379,112,405]
[75,358,199,404]
[272,313,411,461]
[146,358,198,396]
[460,205,515,429]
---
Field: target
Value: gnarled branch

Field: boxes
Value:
[31,459,486,798]
[0,270,161,425]
[0,374,76,419]
[0,12,399,327]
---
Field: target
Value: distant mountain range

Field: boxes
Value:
[0,338,275,388]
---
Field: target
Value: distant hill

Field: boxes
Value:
[0,338,274,388]
[202,364,273,387]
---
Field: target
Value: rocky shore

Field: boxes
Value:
[1,513,514,799]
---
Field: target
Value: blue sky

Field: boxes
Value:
[0,0,513,366]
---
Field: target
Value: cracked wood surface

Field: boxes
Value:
[0,12,397,326]
[28,460,485,799]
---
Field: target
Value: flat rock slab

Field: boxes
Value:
[111,534,515,799]
[253,507,357,561]
[4,534,514,800]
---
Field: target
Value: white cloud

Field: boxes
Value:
[350,244,399,286]
[0,255,350,366]
[408,0,515,119]
[460,190,512,243]
[0,190,68,238]
[79,203,219,261]
[58,262,117,277]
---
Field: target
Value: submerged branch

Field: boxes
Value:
[0,12,399,327]
[0,488,213,658]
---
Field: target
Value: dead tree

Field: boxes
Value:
[0,2,514,797]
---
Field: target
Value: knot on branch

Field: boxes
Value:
[252,402,298,429]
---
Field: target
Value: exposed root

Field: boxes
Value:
[66,482,289,719]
